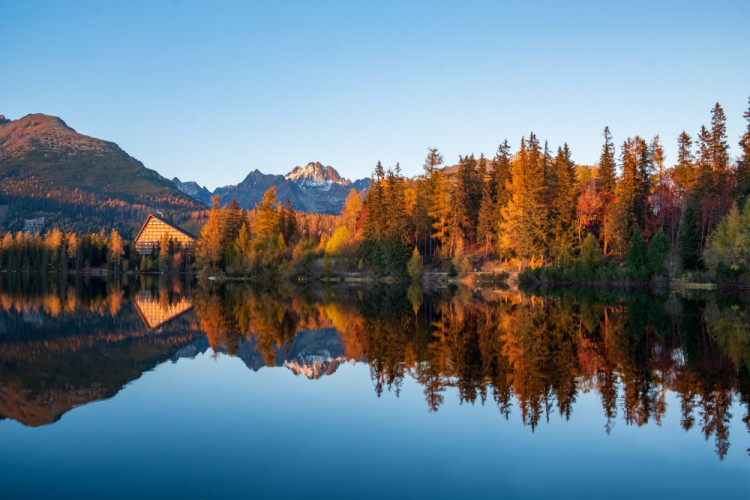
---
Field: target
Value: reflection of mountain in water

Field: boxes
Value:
[283,329,348,379]
[199,328,348,379]
[0,300,203,427]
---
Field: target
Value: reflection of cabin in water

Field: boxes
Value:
[133,214,196,255]
[134,290,193,330]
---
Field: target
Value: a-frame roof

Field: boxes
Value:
[133,214,197,242]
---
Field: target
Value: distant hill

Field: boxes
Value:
[0,113,206,236]
[174,161,370,215]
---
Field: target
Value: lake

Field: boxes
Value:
[0,275,748,499]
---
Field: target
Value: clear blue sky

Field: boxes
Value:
[3,0,749,189]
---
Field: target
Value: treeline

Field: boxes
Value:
[0,228,130,274]
[0,178,206,235]
[194,98,750,281]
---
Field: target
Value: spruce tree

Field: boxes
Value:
[736,96,750,202]
[549,144,578,264]
[597,126,616,196]
[626,226,649,278]
[710,102,730,179]
[674,131,695,196]
[679,200,701,269]
[500,135,547,260]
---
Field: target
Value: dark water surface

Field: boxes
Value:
[0,276,748,499]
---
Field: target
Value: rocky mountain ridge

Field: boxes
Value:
[174,161,370,215]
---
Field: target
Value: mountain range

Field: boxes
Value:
[0,113,370,235]
[0,113,205,235]
[174,161,369,215]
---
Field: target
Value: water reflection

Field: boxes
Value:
[0,275,748,461]
[0,275,202,426]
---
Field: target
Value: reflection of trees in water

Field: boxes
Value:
[190,283,750,461]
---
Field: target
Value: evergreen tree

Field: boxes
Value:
[710,102,730,181]
[647,229,671,276]
[696,125,714,196]
[736,96,750,202]
[679,200,702,270]
[597,126,616,196]
[492,140,512,212]
[626,226,649,279]
[222,198,244,248]
[412,148,443,258]
[549,144,578,264]
[476,179,496,251]
[452,154,482,243]
[500,134,547,260]
[651,135,665,187]
[674,131,695,196]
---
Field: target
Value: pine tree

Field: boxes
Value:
[452,154,482,244]
[492,140,512,212]
[476,179,495,251]
[429,169,452,255]
[736,96,750,202]
[500,135,547,260]
[413,148,443,258]
[679,200,701,269]
[222,198,244,248]
[674,131,695,196]
[710,102,730,181]
[549,144,578,264]
[696,125,714,196]
[597,126,616,196]
[647,229,671,276]
[626,226,649,279]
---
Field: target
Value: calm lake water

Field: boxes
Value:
[0,276,748,499]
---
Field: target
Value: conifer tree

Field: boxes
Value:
[222,199,244,247]
[500,135,547,260]
[476,179,495,251]
[413,148,443,258]
[597,126,616,196]
[492,140,512,212]
[452,154,482,243]
[696,125,714,196]
[679,201,701,269]
[549,144,578,263]
[710,102,730,180]
[429,169,452,255]
[736,97,750,202]
[674,131,695,196]
[626,226,649,279]
[647,229,671,276]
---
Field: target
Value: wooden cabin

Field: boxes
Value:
[133,214,196,255]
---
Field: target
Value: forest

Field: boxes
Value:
[2,99,750,285]
[191,98,750,284]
